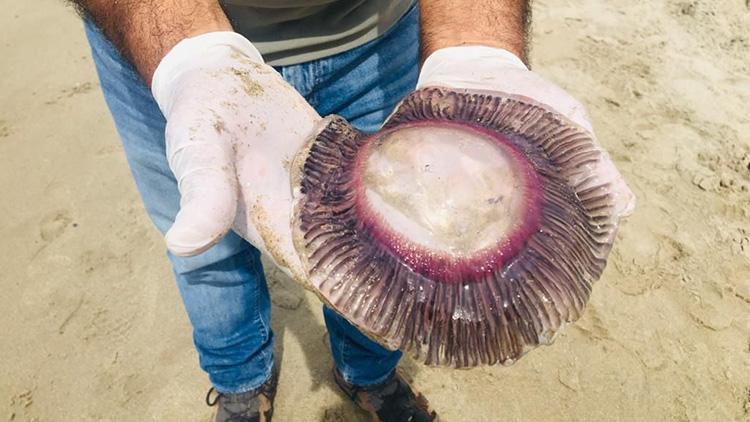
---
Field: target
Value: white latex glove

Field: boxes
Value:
[417,46,635,218]
[152,32,320,281]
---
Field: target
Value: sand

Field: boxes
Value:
[1,0,749,421]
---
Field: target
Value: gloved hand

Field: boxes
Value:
[151,32,320,281]
[416,46,635,218]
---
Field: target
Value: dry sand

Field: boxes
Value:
[1,0,749,421]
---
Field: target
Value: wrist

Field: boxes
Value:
[417,46,528,89]
[151,31,263,116]
[422,39,526,65]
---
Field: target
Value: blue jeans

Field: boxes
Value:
[84,6,419,393]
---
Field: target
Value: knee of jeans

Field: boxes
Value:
[169,232,260,277]
[180,253,272,353]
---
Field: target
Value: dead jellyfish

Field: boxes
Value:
[291,87,620,367]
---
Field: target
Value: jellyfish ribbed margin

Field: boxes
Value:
[292,88,618,367]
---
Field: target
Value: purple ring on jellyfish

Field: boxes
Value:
[351,121,543,284]
[292,87,619,367]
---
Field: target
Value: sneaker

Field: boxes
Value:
[206,366,278,422]
[333,367,437,421]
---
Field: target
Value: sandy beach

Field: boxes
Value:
[1,0,749,420]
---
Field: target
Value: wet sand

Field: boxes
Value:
[1,0,749,420]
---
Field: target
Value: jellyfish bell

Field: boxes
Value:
[291,87,625,367]
[353,121,542,283]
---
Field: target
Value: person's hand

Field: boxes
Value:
[416,46,635,218]
[151,32,320,281]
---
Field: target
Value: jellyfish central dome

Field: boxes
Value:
[357,122,537,257]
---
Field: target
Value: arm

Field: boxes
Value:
[420,0,530,63]
[71,0,231,83]
[73,0,322,276]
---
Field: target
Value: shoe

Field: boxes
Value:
[333,367,437,422]
[206,366,278,422]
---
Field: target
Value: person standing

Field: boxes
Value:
[72,1,612,420]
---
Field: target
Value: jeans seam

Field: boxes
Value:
[248,252,270,340]
[339,334,351,375]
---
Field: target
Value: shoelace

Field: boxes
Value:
[205,386,265,422]
[206,387,222,407]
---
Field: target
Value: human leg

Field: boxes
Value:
[84,19,273,394]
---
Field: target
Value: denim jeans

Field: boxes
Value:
[84,6,418,393]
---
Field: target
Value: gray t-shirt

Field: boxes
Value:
[220,0,415,65]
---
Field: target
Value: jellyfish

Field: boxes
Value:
[289,87,630,367]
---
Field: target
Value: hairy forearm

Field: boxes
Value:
[71,0,231,84]
[420,0,530,63]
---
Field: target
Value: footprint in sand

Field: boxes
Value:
[0,120,11,138]
[39,210,73,242]
[323,406,365,422]
[44,82,95,105]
